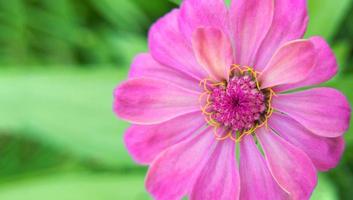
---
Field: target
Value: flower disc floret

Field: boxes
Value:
[200,66,274,141]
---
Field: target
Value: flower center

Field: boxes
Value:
[200,65,274,142]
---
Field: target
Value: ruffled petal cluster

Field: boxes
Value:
[114,0,351,199]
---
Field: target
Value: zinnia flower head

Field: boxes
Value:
[113,0,351,199]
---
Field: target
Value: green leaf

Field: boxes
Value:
[0,68,133,167]
[311,174,338,200]
[106,32,147,66]
[169,0,182,5]
[169,0,231,6]
[305,0,353,40]
[331,40,351,76]
[0,134,69,179]
[0,0,28,64]
[88,0,148,33]
[0,173,150,200]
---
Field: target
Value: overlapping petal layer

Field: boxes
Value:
[129,53,201,92]
[239,135,288,200]
[254,0,308,71]
[179,0,229,40]
[230,0,274,66]
[192,27,233,81]
[259,40,316,89]
[190,140,240,200]
[272,87,351,137]
[114,78,200,125]
[146,129,215,199]
[257,127,317,200]
[124,112,206,164]
[149,9,207,80]
[269,113,345,171]
[275,37,338,92]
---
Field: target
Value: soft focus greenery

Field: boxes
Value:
[0,0,352,199]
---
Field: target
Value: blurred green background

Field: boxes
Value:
[0,0,352,199]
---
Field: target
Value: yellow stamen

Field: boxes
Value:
[214,128,232,140]
[198,64,276,143]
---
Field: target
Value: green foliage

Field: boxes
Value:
[170,0,231,6]
[306,0,353,41]
[0,173,150,200]
[0,133,69,178]
[0,68,134,168]
[170,0,182,5]
[0,0,172,66]
[311,174,339,200]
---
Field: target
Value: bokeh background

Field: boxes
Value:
[0,0,352,199]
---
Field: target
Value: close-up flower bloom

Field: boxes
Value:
[113,0,352,199]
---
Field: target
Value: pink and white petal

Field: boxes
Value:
[275,37,338,92]
[124,112,206,165]
[190,140,240,200]
[179,0,229,41]
[272,87,351,137]
[146,128,215,200]
[239,135,288,200]
[114,78,200,125]
[259,40,316,89]
[254,0,308,71]
[230,0,274,66]
[192,28,233,81]
[257,127,317,200]
[128,53,201,92]
[149,9,207,80]
[269,112,345,171]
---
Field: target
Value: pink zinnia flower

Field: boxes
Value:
[114,0,351,199]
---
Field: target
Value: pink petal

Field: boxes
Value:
[124,112,206,164]
[146,129,215,200]
[230,0,274,66]
[272,87,351,137]
[190,140,240,200]
[179,0,229,40]
[239,135,288,200]
[149,9,207,80]
[128,53,201,92]
[257,127,318,200]
[114,78,200,125]
[269,112,345,171]
[192,27,233,81]
[275,37,338,92]
[254,0,308,71]
[259,39,316,89]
